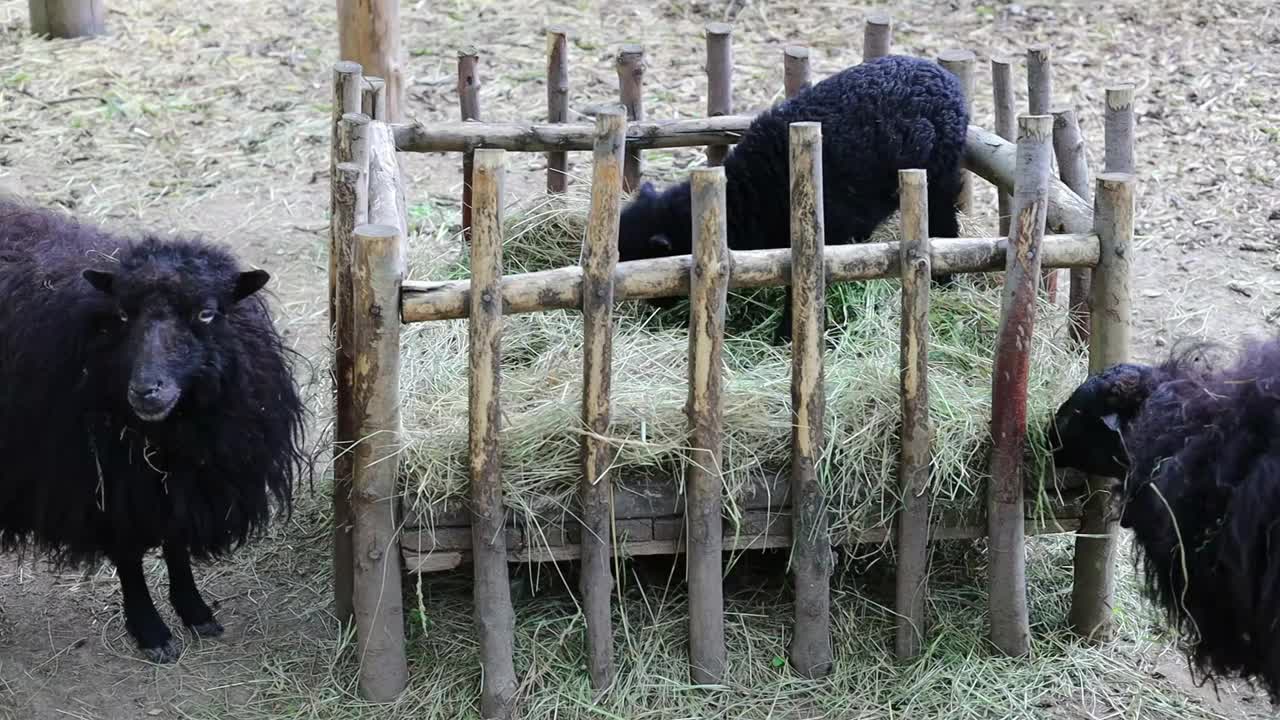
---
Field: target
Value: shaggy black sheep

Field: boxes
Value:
[1048,336,1280,702]
[0,198,307,663]
[618,54,969,343]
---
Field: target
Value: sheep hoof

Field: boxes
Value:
[142,639,182,664]
[189,620,225,638]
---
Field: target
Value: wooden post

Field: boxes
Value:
[349,223,408,702]
[331,63,363,181]
[546,27,570,193]
[1052,108,1093,346]
[1026,44,1058,302]
[862,13,892,61]
[938,49,976,215]
[338,113,372,226]
[704,23,733,167]
[894,169,932,661]
[458,49,482,244]
[991,55,1016,237]
[363,76,388,122]
[787,121,833,679]
[469,148,519,720]
[987,114,1054,658]
[1069,172,1134,642]
[579,111,627,693]
[29,0,105,38]
[686,165,729,685]
[617,45,646,193]
[337,0,403,122]
[783,46,811,99]
[1104,85,1136,174]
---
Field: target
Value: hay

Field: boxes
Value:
[396,184,1091,543]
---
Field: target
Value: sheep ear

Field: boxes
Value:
[232,269,271,302]
[1101,413,1121,432]
[82,269,115,295]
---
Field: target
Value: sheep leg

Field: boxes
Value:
[162,541,224,638]
[109,548,179,663]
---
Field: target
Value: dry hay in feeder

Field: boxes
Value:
[396,184,1090,545]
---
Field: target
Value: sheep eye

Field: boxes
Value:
[196,309,217,324]
[118,309,128,322]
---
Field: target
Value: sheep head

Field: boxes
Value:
[81,238,271,423]
[1047,362,1161,479]
[618,181,692,264]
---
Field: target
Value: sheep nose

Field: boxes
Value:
[129,379,168,401]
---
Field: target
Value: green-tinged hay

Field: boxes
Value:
[397,187,1090,544]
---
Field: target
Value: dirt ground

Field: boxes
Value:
[1,0,1278,718]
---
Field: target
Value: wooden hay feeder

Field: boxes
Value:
[327,17,1138,712]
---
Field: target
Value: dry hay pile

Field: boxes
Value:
[396,185,1090,543]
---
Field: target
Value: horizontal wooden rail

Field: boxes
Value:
[393,115,751,153]
[401,232,1099,324]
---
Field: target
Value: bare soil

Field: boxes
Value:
[1,0,1278,718]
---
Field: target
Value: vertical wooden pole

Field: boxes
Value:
[1069,172,1134,642]
[349,223,408,702]
[894,168,932,661]
[458,49,482,244]
[363,76,388,122]
[783,46,811,99]
[337,0,403,121]
[1104,85,1136,174]
[29,0,105,38]
[338,113,372,226]
[987,114,1054,658]
[938,49,976,216]
[617,44,646,193]
[704,23,733,167]
[469,148,519,720]
[1027,44,1058,302]
[331,62,363,181]
[686,166,729,685]
[862,13,892,61]
[579,111,627,694]
[1052,108,1093,346]
[991,55,1015,237]
[787,121,833,679]
[546,26,571,193]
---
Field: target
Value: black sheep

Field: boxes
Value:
[618,54,969,343]
[1048,336,1280,702]
[0,198,308,663]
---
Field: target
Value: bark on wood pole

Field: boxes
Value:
[991,55,1015,237]
[336,0,403,122]
[862,12,892,61]
[685,165,730,685]
[329,61,363,627]
[616,45,646,193]
[1052,108,1093,346]
[579,110,627,694]
[1026,44,1059,302]
[1104,85,1136,174]
[963,125,1094,236]
[704,23,733,167]
[1069,172,1134,642]
[349,223,409,702]
[400,232,1101,324]
[362,76,388,122]
[545,26,570,193]
[393,115,751,154]
[458,49,482,244]
[783,46,811,99]
[987,114,1054,658]
[29,0,105,38]
[468,148,519,720]
[938,49,976,215]
[787,121,833,679]
[894,168,932,661]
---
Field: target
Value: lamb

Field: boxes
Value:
[1048,336,1280,702]
[0,198,308,663]
[617,54,969,343]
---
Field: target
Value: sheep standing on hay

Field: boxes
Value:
[0,198,308,663]
[1048,336,1280,702]
[617,54,969,343]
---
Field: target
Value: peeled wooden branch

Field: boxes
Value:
[1104,85,1136,174]
[988,114,1054,658]
[783,46,811,98]
[458,49,482,243]
[579,111,626,693]
[329,161,360,628]
[29,0,105,38]
[704,23,734,166]
[1026,45,1058,300]
[787,122,833,680]
[545,26,570,193]
[617,44,646,192]
[964,125,1093,235]
[337,0,403,121]
[862,13,892,61]
[401,232,1099,324]
[1052,108,1093,345]
[393,115,751,154]
[991,55,1016,236]
[938,49,977,215]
